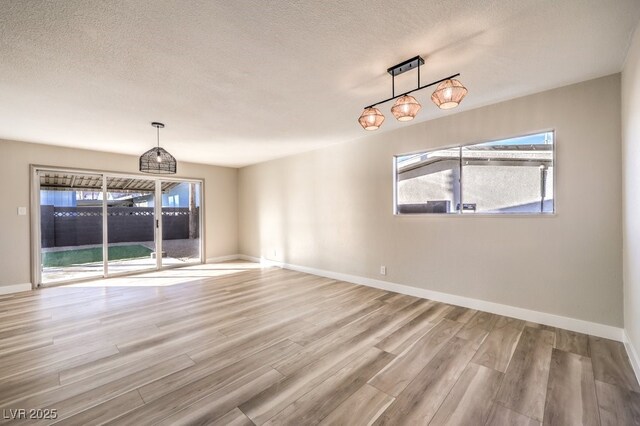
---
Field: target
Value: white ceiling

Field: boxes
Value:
[1,1,639,168]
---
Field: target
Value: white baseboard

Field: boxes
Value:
[0,283,32,295]
[239,254,624,342]
[624,330,640,385]
[206,254,241,263]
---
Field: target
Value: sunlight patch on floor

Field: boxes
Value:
[62,260,265,288]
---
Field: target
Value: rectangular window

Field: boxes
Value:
[394,131,554,215]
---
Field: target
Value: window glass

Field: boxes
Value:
[462,132,554,213]
[396,147,460,214]
[394,131,554,215]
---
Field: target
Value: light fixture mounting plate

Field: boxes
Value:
[151,122,165,129]
[387,56,425,76]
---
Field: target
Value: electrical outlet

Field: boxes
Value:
[380,265,387,275]
[17,207,27,216]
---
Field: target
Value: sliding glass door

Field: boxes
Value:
[106,177,158,276]
[34,168,204,286]
[39,172,105,284]
[161,181,202,266]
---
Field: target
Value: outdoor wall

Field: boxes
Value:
[239,74,623,327]
[40,207,199,248]
[622,24,640,364]
[0,139,238,290]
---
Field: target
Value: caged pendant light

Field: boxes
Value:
[139,122,177,174]
[358,55,467,130]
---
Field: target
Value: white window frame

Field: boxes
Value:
[393,130,556,216]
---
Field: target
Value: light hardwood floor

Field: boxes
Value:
[0,262,638,425]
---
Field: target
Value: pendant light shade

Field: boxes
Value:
[140,122,177,174]
[391,95,421,121]
[431,79,468,109]
[140,147,177,174]
[358,107,385,130]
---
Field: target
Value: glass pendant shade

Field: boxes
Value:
[358,107,385,130]
[391,95,421,121]
[431,79,468,109]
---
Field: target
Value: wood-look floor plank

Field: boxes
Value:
[289,300,384,346]
[319,384,394,426]
[264,347,394,425]
[53,389,145,426]
[0,311,51,331]
[429,363,503,426]
[471,325,522,373]
[150,368,283,426]
[271,299,430,378]
[0,336,53,358]
[456,311,497,348]
[595,380,640,426]
[485,403,541,426]
[494,315,526,331]
[302,292,381,326]
[460,311,498,333]
[374,301,450,355]
[138,338,300,403]
[0,345,121,403]
[374,319,435,356]
[0,339,119,381]
[555,329,590,357]
[216,297,323,337]
[368,319,463,397]
[54,322,163,348]
[187,319,310,365]
[8,355,195,422]
[589,336,640,392]
[0,373,60,407]
[543,348,599,426]
[381,293,419,310]
[372,337,477,425]
[494,327,555,422]
[99,273,321,329]
[116,323,224,355]
[239,343,381,424]
[109,363,279,426]
[210,408,254,426]
[58,326,225,385]
[525,322,556,345]
[445,306,476,323]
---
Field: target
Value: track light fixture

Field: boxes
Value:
[358,56,467,130]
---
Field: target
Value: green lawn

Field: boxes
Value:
[42,245,153,267]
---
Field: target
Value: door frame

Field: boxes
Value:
[30,165,206,288]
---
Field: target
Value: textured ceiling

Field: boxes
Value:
[1,1,639,167]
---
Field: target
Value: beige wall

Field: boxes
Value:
[0,139,238,288]
[623,26,640,352]
[239,74,623,327]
